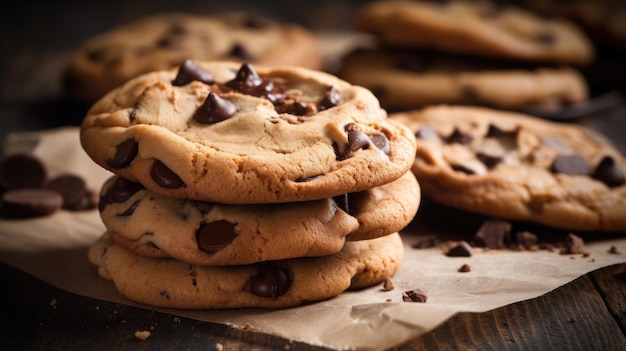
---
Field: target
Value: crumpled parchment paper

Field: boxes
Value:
[1,128,625,351]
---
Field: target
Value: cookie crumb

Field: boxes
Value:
[134,330,151,341]
[215,342,224,351]
[382,278,395,291]
[50,298,58,309]
[608,245,621,254]
[559,233,587,255]
[402,288,428,303]
[458,264,471,273]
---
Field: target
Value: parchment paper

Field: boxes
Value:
[1,128,625,351]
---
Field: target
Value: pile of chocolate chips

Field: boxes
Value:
[0,153,98,219]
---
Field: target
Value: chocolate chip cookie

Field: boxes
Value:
[87,231,404,309]
[80,60,417,204]
[339,48,588,111]
[354,0,594,65]
[390,105,626,231]
[64,12,324,102]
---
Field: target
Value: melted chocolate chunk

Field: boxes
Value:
[476,152,502,169]
[172,59,214,86]
[150,160,184,189]
[445,128,473,144]
[193,93,238,124]
[276,101,308,116]
[1,189,63,218]
[370,133,391,156]
[0,153,48,190]
[225,63,284,104]
[99,177,144,211]
[474,219,511,249]
[551,155,590,176]
[402,288,428,303]
[118,199,141,217]
[229,43,254,61]
[249,263,291,299]
[486,124,519,139]
[43,174,87,210]
[196,220,238,254]
[318,86,340,111]
[106,139,138,169]
[347,129,372,153]
[592,156,625,187]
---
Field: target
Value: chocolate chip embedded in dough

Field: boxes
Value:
[486,124,519,139]
[225,63,284,104]
[196,220,238,254]
[106,139,138,169]
[99,177,144,212]
[118,199,141,217]
[229,43,254,61]
[318,86,340,111]
[43,174,87,210]
[150,160,184,189]
[592,156,625,187]
[193,93,238,124]
[0,153,48,190]
[193,201,214,214]
[370,133,391,156]
[451,164,476,175]
[476,152,502,169]
[445,128,473,145]
[249,263,291,299]
[551,154,590,176]
[1,189,63,218]
[474,218,511,249]
[172,59,214,86]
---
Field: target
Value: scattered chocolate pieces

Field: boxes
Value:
[607,245,621,255]
[458,264,471,273]
[382,278,395,291]
[474,218,511,249]
[559,233,587,255]
[443,240,473,257]
[43,174,88,210]
[402,288,428,303]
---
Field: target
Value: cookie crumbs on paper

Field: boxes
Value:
[134,330,151,340]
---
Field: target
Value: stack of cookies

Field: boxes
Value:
[340,0,595,115]
[80,60,420,309]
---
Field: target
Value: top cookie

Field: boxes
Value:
[390,105,626,232]
[80,60,417,204]
[353,0,594,65]
[64,12,324,103]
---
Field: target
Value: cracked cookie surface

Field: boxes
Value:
[390,105,626,231]
[80,60,416,204]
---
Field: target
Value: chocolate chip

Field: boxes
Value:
[193,93,238,124]
[382,278,395,291]
[318,86,340,111]
[551,155,590,176]
[451,164,476,175]
[193,201,214,214]
[196,220,238,254]
[474,218,511,249]
[225,63,284,104]
[277,101,308,116]
[43,174,87,210]
[443,241,473,257]
[106,139,138,169]
[118,199,141,217]
[592,156,625,187]
[559,233,587,255]
[457,264,471,273]
[402,288,427,303]
[486,124,519,139]
[370,133,390,156]
[476,152,502,169]
[249,263,291,299]
[172,59,214,86]
[415,126,440,140]
[99,177,144,211]
[348,129,372,153]
[1,189,63,218]
[150,160,184,189]
[0,153,47,190]
[229,43,254,61]
[445,128,473,144]
[516,231,538,250]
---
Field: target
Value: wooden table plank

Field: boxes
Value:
[590,263,626,335]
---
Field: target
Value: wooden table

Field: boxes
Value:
[1,1,626,350]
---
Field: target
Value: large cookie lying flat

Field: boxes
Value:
[80,60,416,204]
[390,105,626,231]
[64,12,324,102]
[354,0,594,65]
[88,232,404,309]
[339,48,588,111]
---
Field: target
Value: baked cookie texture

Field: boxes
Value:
[98,172,419,265]
[339,48,588,111]
[390,105,626,232]
[88,231,405,309]
[354,0,595,65]
[80,60,417,204]
[64,12,324,103]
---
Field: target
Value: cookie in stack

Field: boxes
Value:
[340,0,595,115]
[64,12,324,104]
[80,60,420,309]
